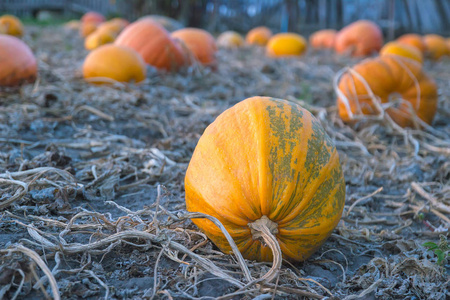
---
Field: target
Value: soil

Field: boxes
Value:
[0,25,449,299]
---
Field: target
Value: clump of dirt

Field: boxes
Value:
[0,26,449,299]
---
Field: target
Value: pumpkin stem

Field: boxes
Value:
[248,215,282,283]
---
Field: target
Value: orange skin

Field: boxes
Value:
[266,33,307,57]
[396,33,426,54]
[80,21,101,37]
[423,34,448,60]
[0,15,24,37]
[171,28,217,66]
[83,44,146,84]
[337,56,437,128]
[0,34,37,86]
[84,30,116,50]
[115,19,188,71]
[109,18,129,28]
[309,29,337,49]
[246,26,273,46]
[335,20,383,56]
[380,41,423,64]
[185,96,345,262]
[96,22,123,36]
[81,12,105,24]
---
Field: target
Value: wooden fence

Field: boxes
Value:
[1,0,449,37]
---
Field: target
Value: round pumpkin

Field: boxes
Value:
[185,96,345,262]
[309,29,337,49]
[171,28,217,66]
[0,34,37,86]
[334,20,383,56]
[84,30,116,50]
[423,34,448,60]
[266,33,307,57]
[336,55,437,128]
[447,38,450,54]
[138,15,184,32]
[109,17,129,28]
[0,15,24,37]
[216,31,245,49]
[115,19,188,71]
[380,41,423,64]
[396,33,426,54]
[246,26,272,46]
[80,21,101,38]
[81,11,105,24]
[83,44,146,84]
[96,22,123,36]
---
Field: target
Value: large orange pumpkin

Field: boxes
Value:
[216,31,245,49]
[171,28,217,66]
[115,19,188,71]
[0,15,24,37]
[83,44,146,84]
[81,12,105,24]
[246,26,272,46]
[423,34,448,60]
[396,33,426,54]
[266,33,307,57]
[185,96,345,263]
[309,29,337,49]
[0,34,37,86]
[380,41,423,64]
[334,20,383,56]
[336,56,437,128]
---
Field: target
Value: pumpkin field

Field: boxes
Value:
[0,11,450,300]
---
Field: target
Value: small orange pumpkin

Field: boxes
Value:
[109,18,129,28]
[171,28,217,66]
[81,11,105,24]
[246,26,272,46]
[80,21,101,38]
[309,29,337,49]
[334,20,383,56]
[380,41,423,64]
[0,34,37,86]
[96,22,123,36]
[396,33,426,54]
[216,31,245,49]
[266,33,307,57]
[84,30,116,50]
[115,19,188,71]
[423,34,448,60]
[336,55,437,128]
[0,15,24,37]
[185,96,345,262]
[83,44,146,84]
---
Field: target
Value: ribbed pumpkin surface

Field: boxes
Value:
[171,28,217,66]
[185,97,345,262]
[115,19,187,71]
[0,34,37,86]
[337,56,437,127]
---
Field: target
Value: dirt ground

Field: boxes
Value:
[0,26,449,299]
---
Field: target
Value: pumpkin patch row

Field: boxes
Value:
[309,20,450,61]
